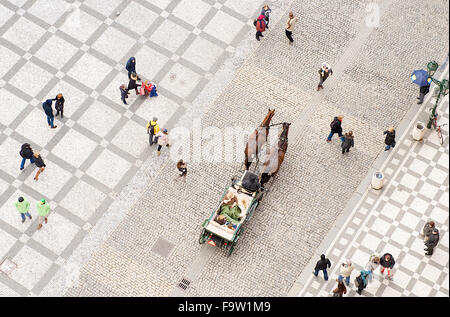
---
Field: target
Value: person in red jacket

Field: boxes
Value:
[254,14,266,41]
[380,253,395,280]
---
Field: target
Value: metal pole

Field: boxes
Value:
[427,86,441,129]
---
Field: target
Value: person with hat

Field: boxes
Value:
[19,143,35,170]
[125,57,136,80]
[42,99,57,129]
[128,72,141,95]
[383,127,396,151]
[317,62,333,91]
[155,128,170,156]
[425,229,439,256]
[36,199,51,230]
[52,93,65,118]
[15,197,32,223]
[33,151,46,181]
[146,117,160,146]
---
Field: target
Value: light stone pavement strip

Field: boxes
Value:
[63,1,448,296]
[0,0,274,296]
[295,68,449,297]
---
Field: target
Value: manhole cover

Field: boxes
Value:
[151,238,175,258]
[0,258,17,275]
[178,278,191,291]
[169,73,176,81]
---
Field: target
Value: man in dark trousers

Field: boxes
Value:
[42,99,57,129]
[425,229,439,256]
[417,82,430,104]
[313,254,332,280]
[317,62,333,91]
[53,93,65,118]
[126,57,136,79]
[327,116,344,142]
[380,253,395,279]
[254,14,266,41]
[19,143,35,170]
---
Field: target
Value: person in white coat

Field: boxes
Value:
[337,260,354,286]
[155,128,170,156]
[365,254,380,282]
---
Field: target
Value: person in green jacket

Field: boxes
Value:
[36,199,50,230]
[15,197,32,223]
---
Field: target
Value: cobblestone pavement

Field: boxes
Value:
[0,0,273,296]
[295,67,449,297]
[63,1,448,297]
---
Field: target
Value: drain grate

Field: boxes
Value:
[0,258,17,275]
[178,278,191,291]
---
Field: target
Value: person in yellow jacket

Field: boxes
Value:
[146,117,160,146]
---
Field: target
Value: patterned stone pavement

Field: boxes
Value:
[294,68,449,297]
[0,0,273,296]
[62,0,448,297]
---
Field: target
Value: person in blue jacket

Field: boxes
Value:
[125,57,136,79]
[42,99,57,129]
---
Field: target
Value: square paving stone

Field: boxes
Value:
[0,178,9,197]
[35,35,79,70]
[392,269,413,289]
[183,37,224,71]
[399,212,421,230]
[23,160,72,200]
[15,108,56,148]
[160,63,201,99]
[134,45,170,82]
[0,3,15,29]
[32,213,80,255]
[203,10,244,45]
[149,19,191,53]
[151,238,175,258]
[0,230,17,260]
[428,168,448,185]
[28,0,70,25]
[410,280,432,297]
[135,95,179,128]
[3,17,46,52]
[9,245,53,290]
[78,100,122,138]
[0,189,36,232]
[60,9,102,43]
[0,137,26,178]
[116,2,159,34]
[86,149,132,189]
[390,227,411,246]
[400,253,422,273]
[379,202,401,220]
[419,182,440,200]
[418,144,438,161]
[361,233,382,251]
[0,89,28,126]
[172,0,211,27]
[83,0,123,17]
[0,45,21,78]
[52,129,98,168]
[409,197,430,215]
[59,180,107,221]
[67,53,112,90]
[437,152,448,169]
[421,264,444,284]
[429,206,448,225]
[111,120,148,158]
[147,0,173,10]
[224,0,259,17]
[91,27,136,62]
[9,62,54,98]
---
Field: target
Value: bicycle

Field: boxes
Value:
[430,110,448,145]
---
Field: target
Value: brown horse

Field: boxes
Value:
[244,109,275,170]
[259,122,290,185]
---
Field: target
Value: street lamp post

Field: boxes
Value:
[426,61,450,129]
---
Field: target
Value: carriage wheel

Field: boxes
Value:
[199,229,208,244]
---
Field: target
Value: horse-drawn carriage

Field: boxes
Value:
[199,109,290,256]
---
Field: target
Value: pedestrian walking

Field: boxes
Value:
[326,116,344,142]
[365,254,380,282]
[15,197,32,223]
[36,199,50,230]
[53,93,65,118]
[379,253,395,279]
[417,82,430,104]
[176,160,187,182]
[146,117,160,146]
[341,131,354,154]
[425,228,439,256]
[33,151,46,181]
[19,143,35,170]
[332,279,347,297]
[254,14,266,41]
[420,220,435,242]
[383,128,396,151]
[42,99,57,129]
[317,62,333,91]
[156,128,170,156]
[128,72,141,95]
[120,84,129,105]
[337,260,354,286]
[355,270,370,295]
[313,254,332,281]
[285,11,298,44]
[261,5,272,28]
[125,56,136,80]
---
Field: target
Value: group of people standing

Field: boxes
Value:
[15,197,52,230]
[254,6,299,45]
[42,94,65,129]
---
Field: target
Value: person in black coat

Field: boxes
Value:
[19,143,35,170]
[42,99,57,129]
[380,253,395,279]
[128,72,141,95]
[313,254,332,280]
[425,229,439,255]
[383,128,396,151]
[126,57,136,79]
[341,131,354,154]
[53,93,65,118]
[417,83,430,104]
[327,116,344,142]
[33,151,46,181]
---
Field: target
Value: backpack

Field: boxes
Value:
[256,18,265,32]
[330,120,338,129]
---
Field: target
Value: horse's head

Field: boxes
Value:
[262,108,276,127]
